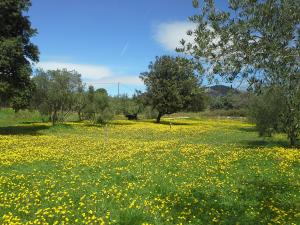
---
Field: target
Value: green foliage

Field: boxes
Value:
[248,88,286,137]
[210,96,233,110]
[73,84,87,121]
[94,89,113,124]
[209,91,249,111]
[140,55,202,122]
[32,69,82,125]
[0,0,39,110]
[82,86,96,120]
[186,89,207,112]
[142,106,159,119]
[94,89,109,113]
[110,94,143,117]
[180,0,300,145]
[83,87,113,124]
[95,107,114,124]
[0,108,44,127]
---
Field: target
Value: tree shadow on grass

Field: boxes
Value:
[0,124,50,135]
[235,127,294,148]
[79,122,130,130]
[111,119,193,126]
[141,120,193,126]
[82,120,193,127]
[111,121,136,126]
[240,139,290,148]
[237,127,257,133]
[21,121,43,124]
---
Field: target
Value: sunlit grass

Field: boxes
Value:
[0,115,299,224]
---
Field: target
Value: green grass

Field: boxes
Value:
[0,108,45,127]
[0,109,299,224]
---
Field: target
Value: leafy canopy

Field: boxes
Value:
[32,69,82,124]
[178,0,300,145]
[140,56,201,122]
[0,0,39,110]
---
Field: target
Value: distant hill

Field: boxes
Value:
[205,85,240,97]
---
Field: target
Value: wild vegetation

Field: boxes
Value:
[0,109,299,224]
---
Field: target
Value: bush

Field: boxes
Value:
[209,92,249,111]
[209,96,233,110]
[247,88,285,137]
[96,108,114,124]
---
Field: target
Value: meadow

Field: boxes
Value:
[0,109,299,224]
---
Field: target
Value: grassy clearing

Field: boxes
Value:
[0,110,299,224]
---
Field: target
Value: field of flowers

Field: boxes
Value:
[0,116,299,224]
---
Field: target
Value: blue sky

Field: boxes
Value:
[28,0,227,96]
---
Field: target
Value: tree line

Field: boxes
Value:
[29,60,206,125]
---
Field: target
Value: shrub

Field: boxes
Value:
[248,88,285,137]
[96,108,114,124]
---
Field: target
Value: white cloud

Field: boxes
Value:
[36,61,143,86]
[154,21,196,51]
[85,75,143,86]
[36,62,112,81]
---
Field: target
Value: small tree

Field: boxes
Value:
[94,88,113,124]
[140,56,201,123]
[82,87,113,124]
[48,69,82,124]
[32,69,82,125]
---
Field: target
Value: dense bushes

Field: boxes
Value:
[209,91,249,111]
[248,88,286,137]
[247,85,299,146]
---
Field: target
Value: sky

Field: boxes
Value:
[28,0,227,96]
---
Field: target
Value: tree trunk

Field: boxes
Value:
[51,110,57,126]
[156,112,162,123]
[287,109,298,147]
[78,111,82,121]
[289,134,297,147]
[285,74,299,147]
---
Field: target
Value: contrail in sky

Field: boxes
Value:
[120,42,129,56]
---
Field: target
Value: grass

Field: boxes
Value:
[0,109,299,224]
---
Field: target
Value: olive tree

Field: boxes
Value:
[82,87,113,124]
[32,69,82,125]
[178,0,300,146]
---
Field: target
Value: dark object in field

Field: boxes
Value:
[125,113,138,120]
